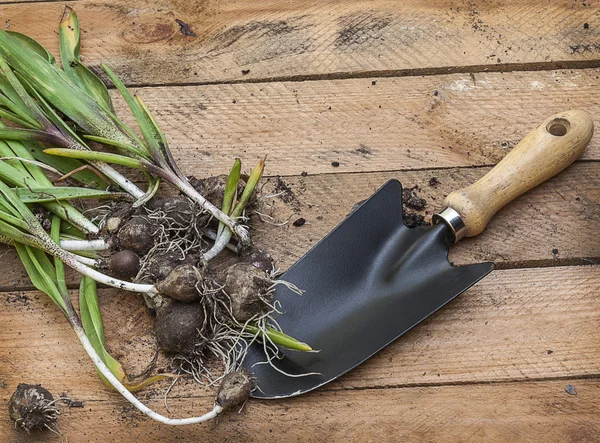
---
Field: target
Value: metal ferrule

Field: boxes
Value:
[432,207,466,243]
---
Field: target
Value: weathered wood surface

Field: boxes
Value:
[1,265,599,441]
[114,70,600,176]
[1,380,599,442]
[1,0,600,441]
[0,161,598,291]
[3,0,600,85]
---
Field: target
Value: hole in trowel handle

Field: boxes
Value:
[546,118,570,136]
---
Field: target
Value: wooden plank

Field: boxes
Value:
[1,265,599,400]
[1,379,599,442]
[0,161,598,290]
[114,69,600,176]
[3,0,600,85]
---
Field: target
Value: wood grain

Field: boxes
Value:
[107,69,600,177]
[1,379,599,442]
[3,0,600,85]
[1,265,599,399]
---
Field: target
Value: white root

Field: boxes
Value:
[73,323,223,425]
[60,238,109,251]
[97,163,145,199]
[203,229,232,261]
[202,229,238,254]
[70,254,99,267]
[66,210,100,236]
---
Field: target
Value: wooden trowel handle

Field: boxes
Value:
[440,110,594,241]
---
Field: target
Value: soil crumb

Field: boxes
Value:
[429,177,440,187]
[175,19,196,37]
[60,394,84,408]
[292,217,306,227]
[403,211,427,228]
[402,187,426,210]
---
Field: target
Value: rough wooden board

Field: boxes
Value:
[1,379,599,442]
[3,0,600,85]
[108,69,600,177]
[0,160,597,290]
[1,265,599,401]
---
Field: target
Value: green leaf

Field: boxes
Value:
[83,134,147,158]
[0,122,54,185]
[6,31,56,64]
[79,277,172,392]
[15,243,66,312]
[0,56,51,130]
[231,157,265,218]
[28,141,108,189]
[217,158,241,237]
[0,128,63,146]
[0,180,45,235]
[0,107,38,129]
[0,208,30,231]
[101,65,154,157]
[0,140,31,178]
[0,29,130,145]
[245,324,312,352]
[16,187,129,203]
[44,148,145,169]
[59,7,113,113]
[0,69,41,128]
[0,218,36,243]
[132,173,160,209]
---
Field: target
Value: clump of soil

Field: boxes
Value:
[403,212,427,228]
[155,300,206,354]
[402,187,426,210]
[220,262,273,323]
[150,196,196,226]
[402,186,429,228]
[8,384,58,433]
[216,371,252,410]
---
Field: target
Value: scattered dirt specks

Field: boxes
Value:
[274,177,296,205]
[355,144,372,156]
[5,293,30,306]
[336,13,392,48]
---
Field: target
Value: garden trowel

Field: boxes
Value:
[243,110,594,398]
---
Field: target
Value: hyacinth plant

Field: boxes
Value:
[0,8,312,427]
[0,7,249,247]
